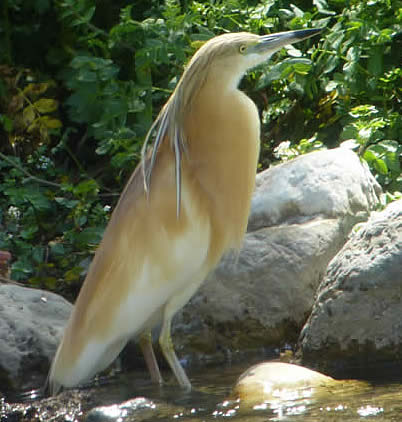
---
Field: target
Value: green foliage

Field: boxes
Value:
[0,148,109,294]
[313,0,401,189]
[0,70,62,153]
[273,135,325,162]
[0,0,400,293]
[340,104,401,192]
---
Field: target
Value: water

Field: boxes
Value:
[2,361,402,421]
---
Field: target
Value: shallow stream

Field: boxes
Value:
[2,360,402,421]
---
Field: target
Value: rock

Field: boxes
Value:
[173,148,381,360]
[232,361,372,416]
[249,147,381,231]
[0,285,72,391]
[233,362,336,403]
[299,199,402,377]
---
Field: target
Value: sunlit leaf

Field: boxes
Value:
[349,105,378,118]
[290,4,304,17]
[373,158,388,175]
[293,62,312,75]
[313,0,336,15]
[385,152,401,173]
[322,55,338,74]
[363,149,377,162]
[286,45,302,57]
[347,21,363,31]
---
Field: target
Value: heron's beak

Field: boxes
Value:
[256,28,323,53]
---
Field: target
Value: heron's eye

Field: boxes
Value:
[239,44,247,54]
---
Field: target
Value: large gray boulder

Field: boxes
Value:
[299,199,402,377]
[249,148,380,230]
[0,285,72,391]
[173,148,381,361]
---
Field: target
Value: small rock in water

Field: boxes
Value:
[233,362,336,404]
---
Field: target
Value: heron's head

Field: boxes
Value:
[188,28,322,89]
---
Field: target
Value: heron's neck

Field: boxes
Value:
[204,64,247,94]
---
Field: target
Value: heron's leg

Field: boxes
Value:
[139,331,163,385]
[159,278,206,390]
[159,314,191,390]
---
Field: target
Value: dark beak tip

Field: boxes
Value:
[311,27,325,34]
[296,27,324,38]
[257,27,324,50]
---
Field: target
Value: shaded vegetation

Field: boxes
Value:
[0,0,400,294]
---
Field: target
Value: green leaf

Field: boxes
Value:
[23,106,36,125]
[77,70,97,82]
[21,226,39,240]
[343,46,361,74]
[363,149,377,162]
[49,242,65,255]
[385,151,401,173]
[33,98,59,114]
[349,105,378,118]
[64,266,84,283]
[347,21,363,31]
[73,179,99,197]
[368,48,383,76]
[378,140,399,153]
[75,227,104,247]
[44,277,58,289]
[286,46,303,57]
[340,124,359,142]
[373,158,388,175]
[40,116,62,129]
[5,187,52,211]
[313,0,336,15]
[0,114,13,132]
[293,62,312,75]
[11,259,34,280]
[322,55,338,74]
[290,4,304,17]
[54,197,80,208]
[325,80,338,91]
[32,246,45,263]
[82,6,96,23]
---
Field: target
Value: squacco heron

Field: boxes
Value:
[48,28,322,394]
